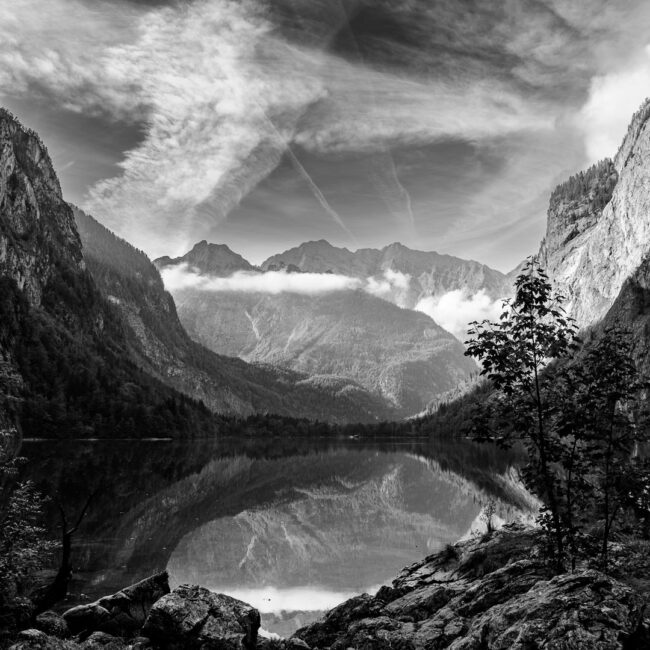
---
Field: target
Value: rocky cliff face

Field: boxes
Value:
[539,99,650,327]
[0,109,228,438]
[0,109,82,307]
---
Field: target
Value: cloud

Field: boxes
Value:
[161,264,414,302]
[578,46,650,162]
[161,265,504,341]
[364,269,411,304]
[0,0,562,259]
[415,289,503,341]
[161,264,362,295]
[4,0,650,267]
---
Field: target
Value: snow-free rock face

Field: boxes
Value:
[539,99,650,328]
[0,108,83,307]
[157,241,255,277]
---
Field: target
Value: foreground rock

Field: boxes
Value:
[294,525,647,649]
[142,586,260,649]
[8,525,650,649]
[62,572,169,638]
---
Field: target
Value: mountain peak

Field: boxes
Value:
[155,241,255,276]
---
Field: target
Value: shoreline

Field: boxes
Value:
[8,524,650,649]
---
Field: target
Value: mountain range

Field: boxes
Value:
[0,108,397,436]
[4,96,650,435]
[154,241,505,415]
[262,240,511,306]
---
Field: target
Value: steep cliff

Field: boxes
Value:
[0,110,82,307]
[0,109,219,438]
[74,208,393,422]
[539,99,650,327]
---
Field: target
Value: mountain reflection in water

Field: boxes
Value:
[22,437,533,636]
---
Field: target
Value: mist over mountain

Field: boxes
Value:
[262,240,510,307]
[155,240,509,416]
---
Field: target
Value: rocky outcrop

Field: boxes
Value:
[62,572,170,638]
[142,586,260,650]
[34,613,69,639]
[0,109,83,308]
[539,98,650,327]
[293,526,647,649]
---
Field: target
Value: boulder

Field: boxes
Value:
[142,585,260,649]
[9,628,78,649]
[79,632,127,649]
[34,612,70,639]
[63,572,169,638]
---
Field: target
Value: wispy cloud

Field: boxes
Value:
[0,0,560,258]
[3,0,650,266]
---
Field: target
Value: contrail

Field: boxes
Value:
[284,145,357,243]
[332,0,417,235]
[386,155,416,229]
[256,102,357,242]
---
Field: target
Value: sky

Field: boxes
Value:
[2,0,650,271]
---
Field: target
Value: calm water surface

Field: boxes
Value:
[22,437,531,636]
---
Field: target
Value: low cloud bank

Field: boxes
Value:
[415,289,503,341]
[161,264,503,340]
[161,264,410,298]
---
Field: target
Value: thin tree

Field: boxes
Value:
[465,258,579,570]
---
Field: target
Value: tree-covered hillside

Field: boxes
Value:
[73,208,394,423]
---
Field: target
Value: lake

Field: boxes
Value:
[21,437,534,636]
